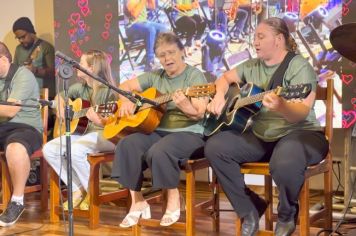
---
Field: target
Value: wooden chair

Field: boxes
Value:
[133,157,220,236]
[236,79,334,236]
[49,151,129,229]
[1,88,49,211]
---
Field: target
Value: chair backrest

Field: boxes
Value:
[315,78,333,143]
[40,88,49,144]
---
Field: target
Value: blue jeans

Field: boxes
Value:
[126,21,168,65]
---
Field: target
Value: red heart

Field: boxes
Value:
[69,13,81,24]
[342,110,356,128]
[81,6,90,17]
[67,28,76,36]
[101,31,109,40]
[342,6,350,16]
[341,74,354,85]
[105,13,113,22]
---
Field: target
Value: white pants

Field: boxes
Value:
[43,132,115,192]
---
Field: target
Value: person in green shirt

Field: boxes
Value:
[111,32,209,228]
[43,50,117,211]
[204,17,329,236]
[12,17,55,99]
[0,42,42,227]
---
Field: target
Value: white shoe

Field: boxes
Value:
[119,205,151,228]
[159,208,180,227]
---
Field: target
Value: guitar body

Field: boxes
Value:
[204,83,263,136]
[53,98,90,138]
[103,88,165,140]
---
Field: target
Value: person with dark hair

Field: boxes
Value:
[43,50,117,211]
[0,42,42,226]
[12,17,55,98]
[204,17,329,236]
[111,32,209,228]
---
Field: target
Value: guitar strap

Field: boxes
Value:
[267,51,296,90]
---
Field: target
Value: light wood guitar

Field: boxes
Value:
[103,84,216,140]
[53,98,117,138]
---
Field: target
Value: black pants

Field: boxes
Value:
[111,131,205,191]
[204,129,328,222]
[0,122,42,156]
[175,14,206,47]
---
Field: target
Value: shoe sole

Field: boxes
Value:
[0,207,25,227]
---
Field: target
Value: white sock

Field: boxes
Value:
[11,195,24,205]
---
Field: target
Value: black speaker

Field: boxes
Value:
[26,159,40,186]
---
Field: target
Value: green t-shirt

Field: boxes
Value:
[0,66,42,132]
[236,54,321,142]
[63,82,116,133]
[13,39,55,98]
[137,64,207,134]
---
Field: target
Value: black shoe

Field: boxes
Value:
[275,220,296,236]
[241,209,259,236]
[0,201,25,227]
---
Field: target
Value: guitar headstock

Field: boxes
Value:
[185,83,216,98]
[275,83,312,100]
[97,102,118,117]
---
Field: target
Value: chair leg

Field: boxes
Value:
[40,158,48,211]
[89,161,100,229]
[236,218,242,236]
[212,173,220,232]
[49,168,60,223]
[324,167,333,235]
[1,158,11,210]
[299,180,310,236]
[264,175,273,231]
[186,169,195,236]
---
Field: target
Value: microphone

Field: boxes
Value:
[55,51,79,66]
[32,99,57,108]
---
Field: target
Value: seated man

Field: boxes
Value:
[0,42,42,226]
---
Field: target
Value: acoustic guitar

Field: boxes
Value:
[103,84,216,140]
[53,98,117,138]
[203,82,312,136]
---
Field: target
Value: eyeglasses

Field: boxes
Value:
[157,50,177,60]
[15,32,28,41]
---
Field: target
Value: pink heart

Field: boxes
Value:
[105,13,113,22]
[341,74,354,85]
[81,6,90,17]
[69,13,81,24]
[344,0,353,6]
[77,0,88,8]
[342,110,356,128]
[67,28,77,36]
[101,31,109,40]
[104,22,110,30]
[352,98,356,109]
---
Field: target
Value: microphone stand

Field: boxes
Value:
[57,62,75,236]
[58,53,159,108]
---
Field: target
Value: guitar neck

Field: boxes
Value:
[235,89,274,108]
[138,93,172,111]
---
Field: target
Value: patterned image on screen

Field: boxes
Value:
[54,0,119,82]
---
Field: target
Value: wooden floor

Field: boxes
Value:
[0,184,354,236]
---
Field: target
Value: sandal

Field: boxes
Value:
[159,208,180,227]
[119,205,151,228]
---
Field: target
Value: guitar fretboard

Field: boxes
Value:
[138,93,173,111]
[234,89,274,109]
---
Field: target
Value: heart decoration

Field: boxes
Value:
[341,74,354,85]
[342,110,356,128]
[101,31,109,40]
